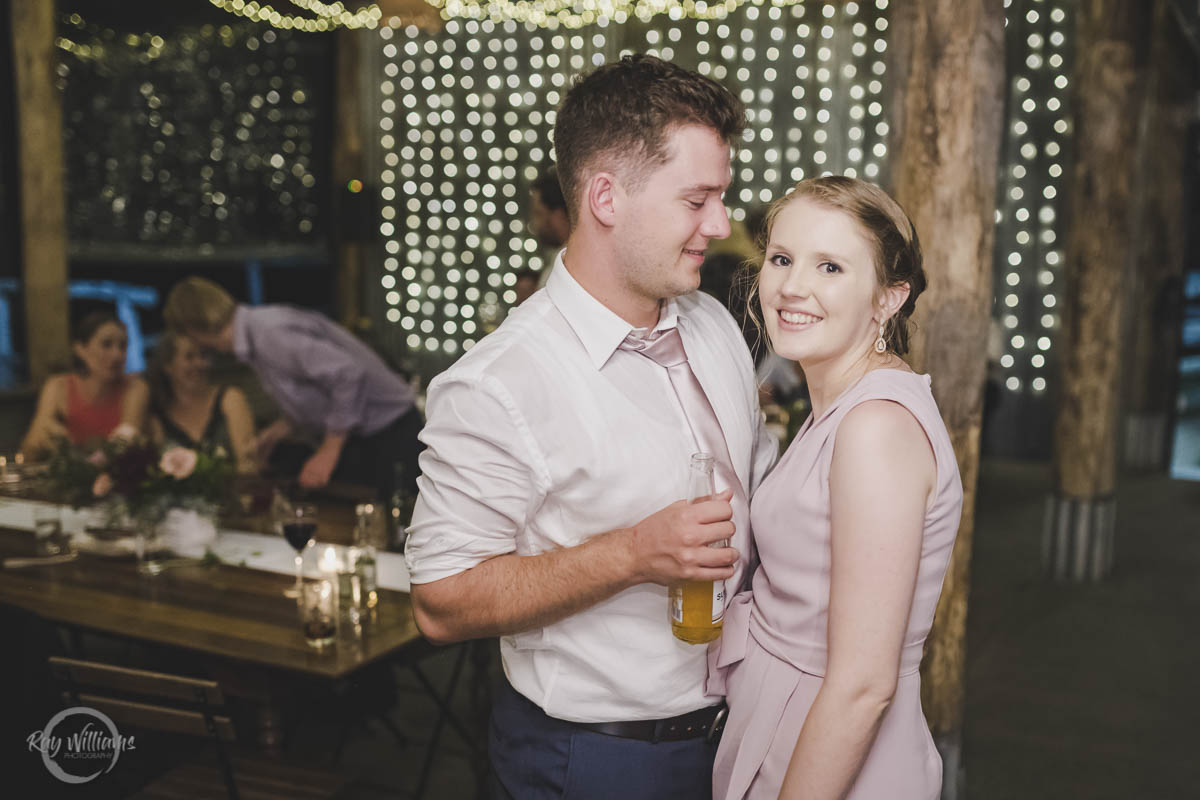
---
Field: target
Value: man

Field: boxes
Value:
[529,165,571,251]
[512,268,540,305]
[162,277,422,498]
[406,55,777,799]
[527,166,571,292]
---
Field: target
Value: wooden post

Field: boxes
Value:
[1045,0,1151,581]
[887,2,1006,797]
[336,6,441,333]
[11,0,70,384]
[1122,0,1192,471]
[333,28,366,329]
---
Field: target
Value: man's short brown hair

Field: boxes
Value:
[163,277,237,335]
[553,54,746,226]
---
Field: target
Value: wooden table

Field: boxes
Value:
[1,524,486,797]
[0,526,424,680]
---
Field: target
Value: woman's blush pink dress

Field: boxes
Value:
[710,369,963,800]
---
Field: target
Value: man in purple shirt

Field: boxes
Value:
[163,277,421,498]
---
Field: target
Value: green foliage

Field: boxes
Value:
[44,436,235,527]
[44,437,103,509]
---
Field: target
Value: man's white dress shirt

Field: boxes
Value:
[406,253,777,723]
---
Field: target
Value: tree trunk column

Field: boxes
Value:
[1047,0,1149,582]
[888,2,1006,798]
[334,28,366,330]
[1121,0,1191,472]
[11,0,70,384]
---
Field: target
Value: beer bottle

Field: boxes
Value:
[669,453,726,644]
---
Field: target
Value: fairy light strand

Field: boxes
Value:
[207,0,382,31]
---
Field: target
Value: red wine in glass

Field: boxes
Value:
[280,503,317,599]
[283,521,316,552]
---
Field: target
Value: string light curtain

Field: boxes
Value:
[56,15,330,254]
[992,0,1074,401]
[370,0,893,373]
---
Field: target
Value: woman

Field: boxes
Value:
[147,330,256,473]
[163,277,421,499]
[711,177,963,800]
[21,312,149,456]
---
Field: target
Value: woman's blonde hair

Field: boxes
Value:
[163,277,236,335]
[743,176,925,356]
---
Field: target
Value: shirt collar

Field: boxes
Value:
[544,250,682,370]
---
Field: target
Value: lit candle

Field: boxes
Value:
[319,545,340,574]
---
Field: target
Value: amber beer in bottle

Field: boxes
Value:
[669,453,726,644]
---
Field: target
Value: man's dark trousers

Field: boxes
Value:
[489,679,716,800]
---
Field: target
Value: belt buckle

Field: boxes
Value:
[705,706,728,745]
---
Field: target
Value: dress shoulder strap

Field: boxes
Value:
[64,373,80,406]
[823,369,959,502]
[203,386,230,441]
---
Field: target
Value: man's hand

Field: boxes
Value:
[298,432,346,490]
[627,488,738,586]
[254,419,292,464]
[299,443,339,489]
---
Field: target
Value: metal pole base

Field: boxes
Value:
[1123,413,1168,470]
[1042,493,1116,581]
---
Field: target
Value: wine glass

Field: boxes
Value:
[279,503,318,599]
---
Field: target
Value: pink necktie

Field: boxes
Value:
[620,327,749,581]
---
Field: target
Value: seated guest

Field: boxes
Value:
[527,166,570,291]
[512,269,539,305]
[162,277,421,499]
[147,330,257,472]
[528,166,570,252]
[21,311,149,457]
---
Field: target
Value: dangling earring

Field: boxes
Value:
[874,320,888,354]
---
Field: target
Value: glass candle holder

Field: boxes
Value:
[299,578,336,650]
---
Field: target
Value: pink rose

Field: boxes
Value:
[87,450,108,467]
[92,473,113,498]
[159,447,198,479]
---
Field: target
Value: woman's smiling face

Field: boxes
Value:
[74,322,128,381]
[758,197,885,369]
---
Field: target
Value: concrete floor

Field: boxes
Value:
[964,460,1200,799]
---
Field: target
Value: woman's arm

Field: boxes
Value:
[118,377,150,436]
[220,387,258,473]
[19,376,69,458]
[778,399,935,800]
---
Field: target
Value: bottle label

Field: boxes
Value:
[713,579,725,624]
[671,587,683,624]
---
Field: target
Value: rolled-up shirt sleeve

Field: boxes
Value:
[405,374,548,585]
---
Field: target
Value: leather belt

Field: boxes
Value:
[574,704,727,744]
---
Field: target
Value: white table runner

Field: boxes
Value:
[0,498,411,592]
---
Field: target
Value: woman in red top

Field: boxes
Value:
[21,312,149,457]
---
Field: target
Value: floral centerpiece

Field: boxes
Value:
[46,429,235,563]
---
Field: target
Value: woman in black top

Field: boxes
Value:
[148,331,257,473]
